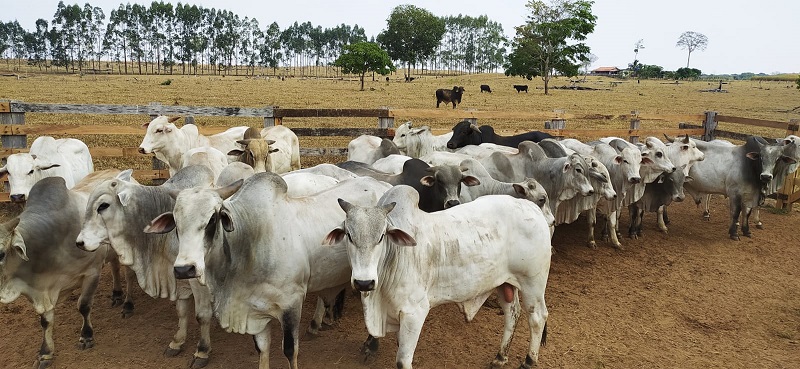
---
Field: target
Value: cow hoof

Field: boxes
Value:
[319,321,336,331]
[756,223,764,230]
[490,353,508,368]
[121,301,134,318]
[587,241,597,249]
[360,337,379,364]
[730,235,740,241]
[111,290,124,307]
[190,356,210,369]
[743,232,752,238]
[165,347,183,357]
[628,234,638,240]
[36,358,53,369]
[78,337,95,350]
[613,243,625,251]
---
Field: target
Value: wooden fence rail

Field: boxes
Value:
[1,100,798,207]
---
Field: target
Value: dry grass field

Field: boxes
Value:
[0,71,799,369]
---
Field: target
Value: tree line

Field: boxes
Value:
[0,1,510,76]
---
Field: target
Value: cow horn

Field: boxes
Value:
[167,116,181,123]
[3,217,20,232]
[337,198,354,213]
[683,134,690,144]
[470,124,481,134]
[215,179,243,200]
[663,133,674,142]
[266,140,276,145]
[236,139,252,146]
[381,202,396,214]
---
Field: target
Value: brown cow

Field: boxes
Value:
[435,86,465,109]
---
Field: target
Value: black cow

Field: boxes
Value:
[446,120,554,149]
[435,86,465,109]
[513,84,529,93]
[628,166,692,238]
[337,158,478,212]
[480,84,492,93]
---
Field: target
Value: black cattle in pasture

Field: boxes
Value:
[513,84,529,93]
[435,86,465,109]
[480,84,492,93]
[446,120,554,149]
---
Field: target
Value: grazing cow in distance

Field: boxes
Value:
[513,84,529,93]
[480,84,492,93]
[446,120,554,149]
[436,86,465,109]
[323,185,552,369]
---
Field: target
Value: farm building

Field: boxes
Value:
[591,66,621,76]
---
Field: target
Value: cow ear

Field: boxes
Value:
[781,156,797,164]
[386,226,416,246]
[220,209,234,232]
[419,175,435,187]
[228,149,245,156]
[116,169,134,182]
[562,162,571,172]
[745,152,760,161]
[0,166,7,176]
[512,183,527,196]
[11,229,28,262]
[614,155,623,164]
[168,116,181,123]
[215,179,243,200]
[144,212,175,234]
[322,227,346,246]
[461,175,480,187]
[34,160,61,171]
[684,176,694,183]
[236,139,251,146]
[117,188,132,207]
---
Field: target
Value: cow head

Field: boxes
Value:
[144,180,243,285]
[446,120,481,149]
[561,154,595,201]
[138,116,180,155]
[392,121,414,152]
[745,136,795,184]
[228,139,278,173]
[421,165,480,209]
[0,217,27,303]
[323,199,415,293]
[513,178,555,229]
[666,135,705,174]
[642,137,677,173]
[582,155,617,200]
[76,170,138,265]
[2,153,62,203]
[656,165,693,203]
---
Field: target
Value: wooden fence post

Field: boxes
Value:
[629,110,640,144]
[777,118,800,209]
[1,100,26,192]
[264,106,279,127]
[184,116,195,125]
[545,109,566,139]
[148,103,167,184]
[703,111,718,141]
[378,106,394,129]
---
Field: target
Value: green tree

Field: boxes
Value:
[675,67,701,79]
[676,31,707,68]
[377,5,445,78]
[504,0,597,95]
[334,41,395,91]
[637,64,664,79]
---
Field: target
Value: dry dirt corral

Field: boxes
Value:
[0,198,798,369]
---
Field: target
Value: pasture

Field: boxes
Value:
[0,72,799,369]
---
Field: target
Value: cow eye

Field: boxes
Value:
[400,134,406,137]
[97,203,110,213]
[576,168,582,174]
[656,152,663,158]
[155,129,164,133]
[27,169,34,175]
[623,159,629,164]
[682,146,689,151]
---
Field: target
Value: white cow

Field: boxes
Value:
[144,173,392,369]
[1,136,93,202]
[228,126,301,174]
[371,154,412,174]
[323,185,552,369]
[138,116,249,175]
[281,172,340,197]
[283,163,358,181]
[347,135,401,164]
[392,121,453,157]
[182,146,229,180]
[216,162,256,187]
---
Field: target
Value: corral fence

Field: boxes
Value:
[1,100,798,207]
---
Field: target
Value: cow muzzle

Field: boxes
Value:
[760,174,773,183]
[444,199,460,209]
[9,194,25,203]
[446,142,457,149]
[174,265,198,279]
[629,177,641,184]
[137,147,148,154]
[76,240,90,251]
[353,279,375,292]
[674,194,685,202]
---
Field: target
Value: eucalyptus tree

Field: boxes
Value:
[83,4,105,70]
[505,0,597,95]
[377,4,445,77]
[23,19,49,69]
[259,21,282,74]
[175,3,203,74]
[239,17,262,76]
[149,1,175,74]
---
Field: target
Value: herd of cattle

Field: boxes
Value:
[436,84,530,109]
[0,116,798,369]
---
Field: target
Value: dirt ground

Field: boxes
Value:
[1,197,799,369]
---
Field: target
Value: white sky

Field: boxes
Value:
[4,0,798,74]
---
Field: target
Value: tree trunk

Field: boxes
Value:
[686,51,691,68]
[360,72,365,91]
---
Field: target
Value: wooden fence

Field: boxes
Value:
[1,100,798,207]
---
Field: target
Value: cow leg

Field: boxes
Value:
[728,196,742,240]
[657,206,669,233]
[741,207,753,238]
[490,287,521,368]
[77,273,100,350]
[109,256,124,307]
[396,306,429,369]
[628,205,640,239]
[37,309,56,369]
[360,334,380,363]
[703,194,712,220]
[753,207,764,229]
[281,308,301,369]
[165,297,191,357]
[122,266,135,318]
[190,284,213,368]
[307,298,326,336]
[518,279,548,369]
[254,326,272,369]
[587,209,598,249]
[607,210,623,250]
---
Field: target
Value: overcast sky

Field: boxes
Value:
[4,0,798,74]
